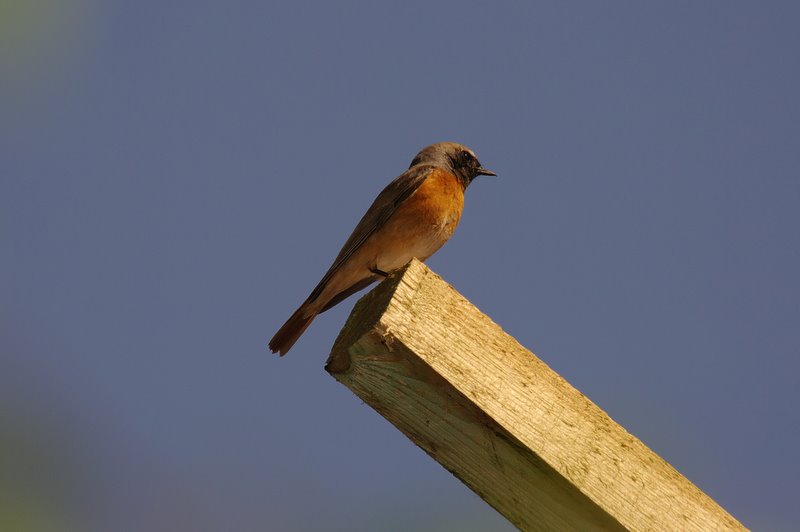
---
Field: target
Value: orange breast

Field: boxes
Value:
[371,168,465,271]
[406,167,465,235]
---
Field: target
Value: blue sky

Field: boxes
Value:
[2,2,799,530]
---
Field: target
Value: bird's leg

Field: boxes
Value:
[370,267,390,278]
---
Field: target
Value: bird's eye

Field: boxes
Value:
[460,150,473,163]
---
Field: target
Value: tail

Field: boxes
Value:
[269,303,318,356]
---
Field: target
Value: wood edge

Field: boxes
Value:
[325,259,426,375]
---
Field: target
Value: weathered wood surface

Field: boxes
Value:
[326,259,746,532]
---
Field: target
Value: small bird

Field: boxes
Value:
[269,142,495,355]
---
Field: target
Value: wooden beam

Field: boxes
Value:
[326,259,746,532]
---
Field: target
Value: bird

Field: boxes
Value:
[269,142,495,355]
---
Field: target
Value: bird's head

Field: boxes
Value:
[409,142,496,188]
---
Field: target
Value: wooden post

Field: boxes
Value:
[326,259,746,532]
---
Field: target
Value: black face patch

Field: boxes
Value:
[452,149,478,173]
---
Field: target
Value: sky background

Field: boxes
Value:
[2,2,799,530]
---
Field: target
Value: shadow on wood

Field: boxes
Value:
[326,259,746,532]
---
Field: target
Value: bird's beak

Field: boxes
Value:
[477,167,497,177]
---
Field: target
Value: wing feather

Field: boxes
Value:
[306,165,433,303]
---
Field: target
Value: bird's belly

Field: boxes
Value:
[375,229,448,272]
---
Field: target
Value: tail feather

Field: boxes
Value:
[270,277,378,356]
[269,303,317,356]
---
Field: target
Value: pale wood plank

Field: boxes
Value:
[326,259,746,532]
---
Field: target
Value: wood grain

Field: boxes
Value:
[326,259,746,532]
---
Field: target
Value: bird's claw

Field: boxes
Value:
[370,267,390,278]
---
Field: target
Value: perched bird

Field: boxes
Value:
[269,142,495,355]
